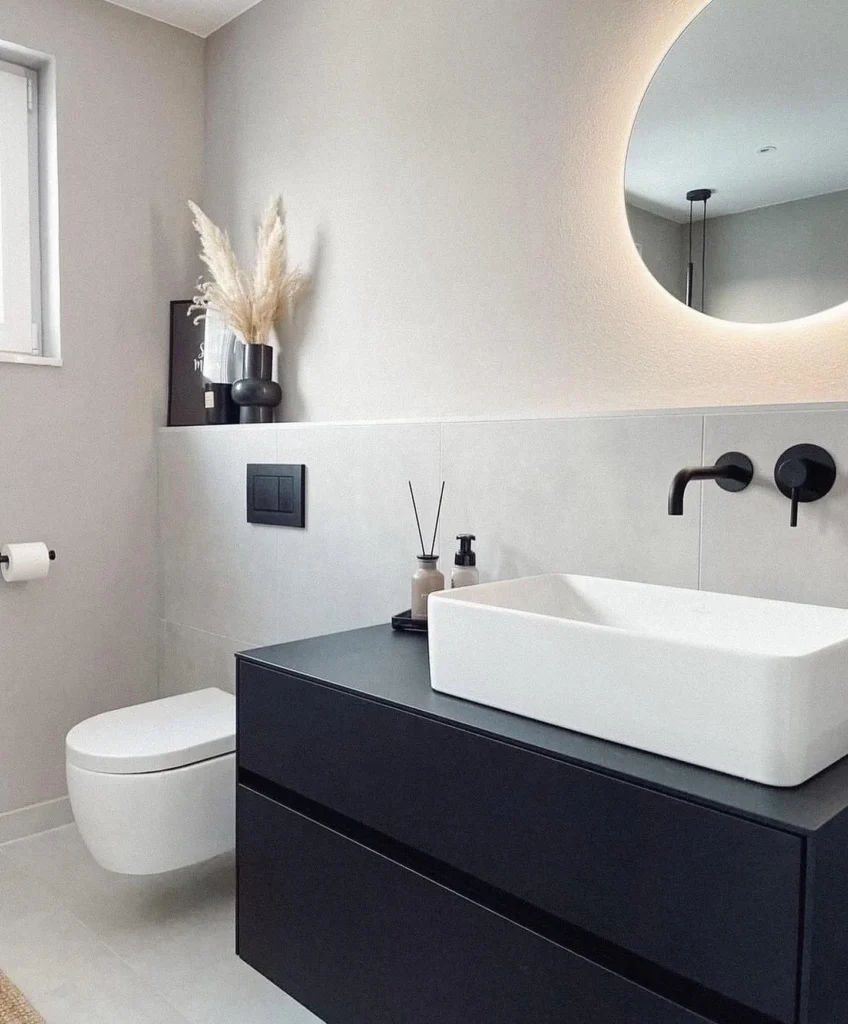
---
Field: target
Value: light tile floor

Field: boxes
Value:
[0,825,323,1024]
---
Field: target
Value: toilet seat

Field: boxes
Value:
[66,688,235,775]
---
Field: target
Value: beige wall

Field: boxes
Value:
[0,0,204,819]
[204,0,848,421]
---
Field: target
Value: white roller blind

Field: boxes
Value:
[0,62,34,354]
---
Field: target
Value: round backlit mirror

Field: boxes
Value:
[625,0,848,324]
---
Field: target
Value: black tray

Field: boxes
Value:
[391,609,428,634]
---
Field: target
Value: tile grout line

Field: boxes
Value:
[157,401,848,432]
[0,797,73,847]
[438,423,445,564]
[88,935,196,1024]
[697,416,706,591]
[0,819,70,850]
[161,618,257,649]
[0,841,195,1023]
[155,419,165,700]
[275,427,284,647]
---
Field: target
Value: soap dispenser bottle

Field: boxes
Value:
[451,535,479,588]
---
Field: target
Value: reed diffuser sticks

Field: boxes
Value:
[408,480,446,558]
[408,481,427,557]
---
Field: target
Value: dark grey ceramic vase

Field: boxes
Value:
[231,343,282,424]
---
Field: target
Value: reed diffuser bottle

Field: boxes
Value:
[412,556,444,619]
[408,481,446,620]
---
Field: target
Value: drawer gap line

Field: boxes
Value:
[240,769,782,1024]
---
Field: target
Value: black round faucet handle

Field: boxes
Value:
[773,443,836,528]
[776,457,809,491]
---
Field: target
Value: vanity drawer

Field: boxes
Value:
[238,785,714,1024]
[238,662,802,1023]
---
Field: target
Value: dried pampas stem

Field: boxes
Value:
[189,196,306,345]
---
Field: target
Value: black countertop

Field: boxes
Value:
[239,624,848,835]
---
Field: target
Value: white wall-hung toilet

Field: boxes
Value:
[66,688,236,875]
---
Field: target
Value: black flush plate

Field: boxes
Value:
[247,465,306,528]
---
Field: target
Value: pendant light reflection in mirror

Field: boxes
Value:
[685,189,712,313]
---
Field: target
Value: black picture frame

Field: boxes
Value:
[167,300,206,427]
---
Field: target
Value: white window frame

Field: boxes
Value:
[0,59,40,357]
[0,42,60,367]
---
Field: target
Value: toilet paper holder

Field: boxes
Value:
[0,549,56,567]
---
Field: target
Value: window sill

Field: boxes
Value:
[0,351,62,367]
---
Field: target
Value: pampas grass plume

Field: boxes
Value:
[189,197,306,344]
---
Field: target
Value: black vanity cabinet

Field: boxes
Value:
[236,627,848,1024]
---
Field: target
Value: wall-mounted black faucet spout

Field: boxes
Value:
[668,452,753,516]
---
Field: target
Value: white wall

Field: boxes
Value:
[626,204,684,302]
[705,190,848,323]
[158,406,848,697]
[0,0,204,830]
[204,0,848,422]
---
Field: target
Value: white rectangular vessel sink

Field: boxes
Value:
[428,574,848,787]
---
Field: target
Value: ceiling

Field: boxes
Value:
[626,0,848,222]
[102,0,261,37]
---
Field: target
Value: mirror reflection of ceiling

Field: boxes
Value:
[626,0,848,223]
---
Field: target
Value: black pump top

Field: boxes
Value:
[455,534,477,567]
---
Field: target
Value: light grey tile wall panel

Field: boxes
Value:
[159,427,279,646]
[439,415,703,588]
[159,407,848,704]
[701,409,848,606]
[158,423,442,674]
[159,622,245,698]
[271,424,442,643]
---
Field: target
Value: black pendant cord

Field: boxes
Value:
[701,197,708,313]
[686,199,695,307]
[685,189,713,312]
[688,201,694,265]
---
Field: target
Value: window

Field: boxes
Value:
[0,57,41,358]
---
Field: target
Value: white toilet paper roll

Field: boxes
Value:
[1,542,52,582]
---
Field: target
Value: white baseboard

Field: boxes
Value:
[0,796,73,845]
